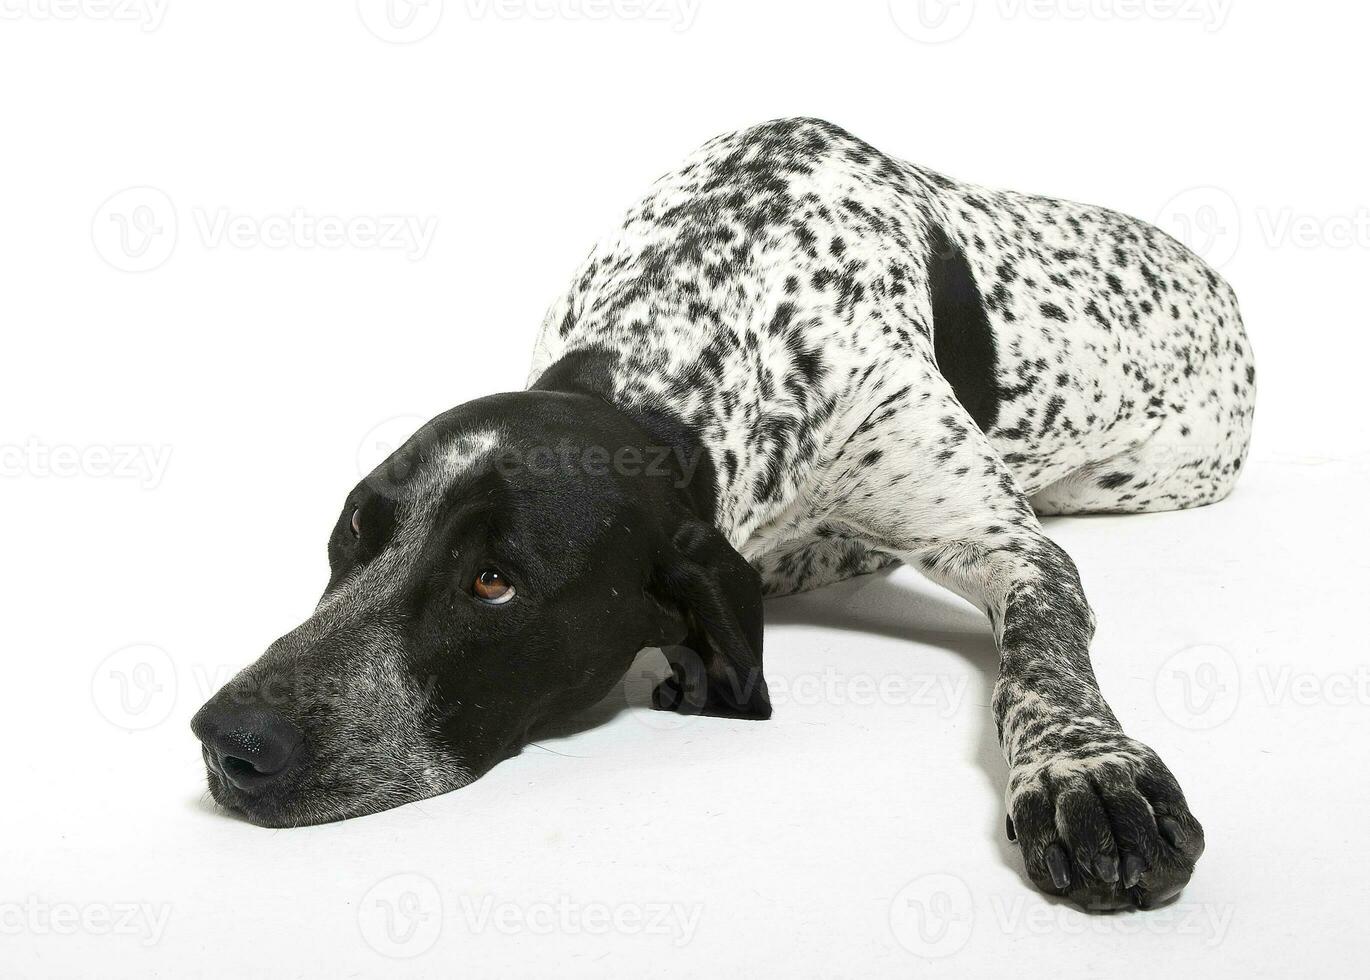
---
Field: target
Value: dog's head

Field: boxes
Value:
[190,386,769,826]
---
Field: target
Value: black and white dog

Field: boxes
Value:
[193,118,1253,911]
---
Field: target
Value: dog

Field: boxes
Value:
[192,118,1253,911]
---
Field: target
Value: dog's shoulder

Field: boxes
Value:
[529,119,950,539]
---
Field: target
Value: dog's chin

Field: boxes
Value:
[202,764,474,828]
[203,769,330,828]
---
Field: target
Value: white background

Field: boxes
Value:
[2,1,1367,976]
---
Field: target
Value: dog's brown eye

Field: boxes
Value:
[349,508,362,537]
[473,569,515,605]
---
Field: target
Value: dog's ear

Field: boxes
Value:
[648,513,771,720]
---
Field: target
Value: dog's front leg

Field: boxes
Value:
[911,526,1204,909]
[841,390,1205,909]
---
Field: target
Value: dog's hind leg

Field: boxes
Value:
[1029,404,1255,516]
[1029,327,1256,517]
[831,375,1206,910]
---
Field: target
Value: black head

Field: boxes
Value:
[190,388,770,826]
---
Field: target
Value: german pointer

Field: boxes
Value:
[192,118,1254,911]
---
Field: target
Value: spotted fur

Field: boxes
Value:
[530,117,1252,908]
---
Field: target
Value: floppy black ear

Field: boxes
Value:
[649,514,772,720]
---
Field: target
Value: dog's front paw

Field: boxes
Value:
[1005,739,1205,911]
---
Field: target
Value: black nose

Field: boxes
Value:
[191,700,304,791]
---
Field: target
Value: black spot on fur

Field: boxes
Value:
[927,222,999,432]
[1038,395,1066,436]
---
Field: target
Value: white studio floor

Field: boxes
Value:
[6,451,1365,978]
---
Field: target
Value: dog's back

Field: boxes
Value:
[530,117,1254,564]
